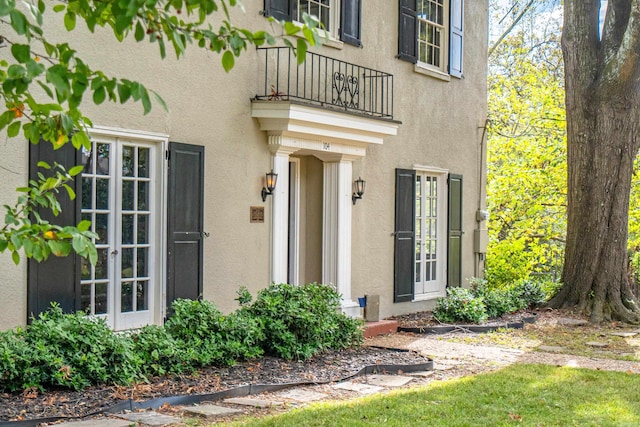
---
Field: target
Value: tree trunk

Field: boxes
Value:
[548,0,640,323]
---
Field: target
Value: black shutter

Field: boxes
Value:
[264,0,292,21]
[447,174,463,287]
[340,0,362,47]
[398,0,417,63]
[449,0,464,77]
[394,168,416,302]
[27,141,82,320]
[167,142,205,310]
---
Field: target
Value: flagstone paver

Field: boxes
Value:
[365,374,414,387]
[332,381,385,395]
[278,388,330,402]
[609,331,638,338]
[223,397,286,408]
[55,419,132,427]
[182,404,243,418]
[585,341,609,348]
[114,411,182,426]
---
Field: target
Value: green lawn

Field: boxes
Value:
[224,364,640,427]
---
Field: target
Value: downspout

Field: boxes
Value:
[475,119,490,278]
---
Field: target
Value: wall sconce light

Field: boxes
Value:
[352,177,366,205]
[261,169,278,201]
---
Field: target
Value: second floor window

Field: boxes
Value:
[398,0,464,78]
[418,0,446,68]
[293,0,332,31]
[264,0,362,46]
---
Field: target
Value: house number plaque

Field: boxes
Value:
[250,206,265,223]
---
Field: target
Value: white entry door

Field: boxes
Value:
[80,134,162,330]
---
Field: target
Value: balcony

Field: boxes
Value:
[253,47,394,120]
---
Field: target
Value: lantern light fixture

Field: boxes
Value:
[261,169,278,201]
[352,177,366,205]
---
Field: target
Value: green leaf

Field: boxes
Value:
[63,183,76,200]
[135,21,144,42]
[64,12,76,31]
[72,234,87,253]
[37,161,51,169]
[9,10,27,35]
[11,250,19,265]
[93,86,106,104]
[284,22,300,36]
[37,80,54,98]
[52,4,65,13]
[0,239,7,252]
[77,219,91,232]
[0,0,16,16]
[222,50,234,73]
[151,90,168,112]
[71,132,91,150]
[7,121,21,138]
[68,165,84,176]
[11,44,30,63]
[296,38,307,64]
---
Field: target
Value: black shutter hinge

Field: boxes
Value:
[165,150,170,160]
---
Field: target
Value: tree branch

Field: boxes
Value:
[489,0,535,57]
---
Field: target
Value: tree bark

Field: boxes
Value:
[548,0,640,323]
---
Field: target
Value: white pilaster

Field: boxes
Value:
[322,160,358,314]
[268,136,297,284]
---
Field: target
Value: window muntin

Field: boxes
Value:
[293,0,332,32]
[417,0,447,71]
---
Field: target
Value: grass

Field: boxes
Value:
[444,322,640,361]
[223,364,640,427]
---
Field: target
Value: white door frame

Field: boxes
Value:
[85,126,168,330]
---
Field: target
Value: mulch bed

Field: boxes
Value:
[391,310,539,332]
[0,346,431,422]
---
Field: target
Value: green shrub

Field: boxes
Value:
[21,304,138,391]
[512,280,548,308]
[244,283,363,360]
[0,328,32,392]
[470,278,524,318]
[164,299,264,367]
[131,325,188,378]
[433,287,488,324]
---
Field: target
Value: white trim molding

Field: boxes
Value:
[253,101,399,317]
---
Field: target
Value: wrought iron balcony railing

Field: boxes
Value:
[253,47,394,120]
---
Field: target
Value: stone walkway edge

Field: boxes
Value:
[1,360,433,427]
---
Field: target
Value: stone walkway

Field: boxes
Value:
[53,370,435,426]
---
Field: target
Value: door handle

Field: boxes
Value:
[111,249,119,256]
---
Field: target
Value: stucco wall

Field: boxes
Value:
[0,0,488,328]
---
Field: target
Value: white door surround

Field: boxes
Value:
[252,102,398,316]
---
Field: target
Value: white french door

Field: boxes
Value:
[80,135,161,330]
[414,171,447,298]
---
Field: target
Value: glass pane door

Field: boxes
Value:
[81,137,157,330]
[415,174,441,296]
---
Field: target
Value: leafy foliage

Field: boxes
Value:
[435,279,553,324]
[1,161,97,265]
[0,0,321,265]
[0,303,137,392]
[0,283,362,392]
[164,298,264,367]
[487,24,566,285]
[242,283,363,360]
[433,287,488,324]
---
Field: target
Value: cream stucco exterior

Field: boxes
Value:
[0,0,488,329]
